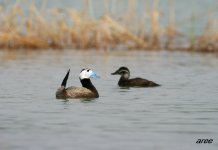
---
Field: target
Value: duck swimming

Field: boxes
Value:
[56,69,99,99]
[111,66,160,87]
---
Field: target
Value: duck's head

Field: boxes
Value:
[111,66,130,79]
[79,68,100,80]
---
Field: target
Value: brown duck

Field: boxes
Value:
[111,67,160,87]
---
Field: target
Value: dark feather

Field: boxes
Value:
[129,78,160,87]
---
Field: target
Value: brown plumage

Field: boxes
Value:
[111,67,160,87]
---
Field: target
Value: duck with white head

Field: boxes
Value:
[56,68,99,99]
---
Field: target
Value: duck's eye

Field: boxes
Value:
[87,69,90,72]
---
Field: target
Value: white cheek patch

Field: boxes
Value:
[79,69,100,80]
[79,69,93,79]
[123,73,129,79]
[79,70,88,79]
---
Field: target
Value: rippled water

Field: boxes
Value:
[0,50,218,150]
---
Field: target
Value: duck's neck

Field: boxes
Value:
[118,74,129,86]
[80,79,93,88]
[80,79,99,95]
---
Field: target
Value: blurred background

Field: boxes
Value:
[0,0,218,52]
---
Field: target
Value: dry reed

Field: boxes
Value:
[0,0,217,52]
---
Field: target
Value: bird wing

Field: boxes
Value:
[129,78,159,87]
[65,86,94,98]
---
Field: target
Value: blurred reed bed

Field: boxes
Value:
[0,0,217,52]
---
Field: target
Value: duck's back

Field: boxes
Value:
[129,78,160,87]
[65,86,98,98]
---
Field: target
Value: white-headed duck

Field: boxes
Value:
[56,69,99,99]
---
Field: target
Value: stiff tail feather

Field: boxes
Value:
[56,69,70,99]
[61,69,70,87]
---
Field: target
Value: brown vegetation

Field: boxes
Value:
[0,0,217,52]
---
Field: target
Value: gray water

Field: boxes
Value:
[0,50,218,150]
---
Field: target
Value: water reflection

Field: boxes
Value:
[118,87,130,91]
[80,98,97,103]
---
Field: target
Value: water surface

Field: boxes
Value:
[0,50,218,150]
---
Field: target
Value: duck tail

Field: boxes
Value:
[56,69,70,99]
[152,82,160,87]
[61,69,70,87]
